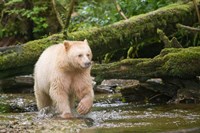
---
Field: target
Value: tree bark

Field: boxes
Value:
[0,1,198,79]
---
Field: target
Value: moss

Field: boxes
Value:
[138,46,200,78]
[0,1,198,78]
[161,47,200,77]
[0,34,64,71]
[0,52,18,70]
[0,104,12,113]
[92,46,200,80]
[69,0,196,59]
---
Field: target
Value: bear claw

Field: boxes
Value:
[77,102,90,115]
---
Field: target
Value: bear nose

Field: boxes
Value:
[84,62,91,68]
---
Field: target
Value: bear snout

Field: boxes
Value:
[84,61,91,68]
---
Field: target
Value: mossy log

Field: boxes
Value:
[0,1,198,79]
[92,46,200,81]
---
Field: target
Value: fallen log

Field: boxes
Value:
[0,1,198,79]
[92,46,200,81]
[0,46,200,86]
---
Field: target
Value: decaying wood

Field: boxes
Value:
[157,29,182,48]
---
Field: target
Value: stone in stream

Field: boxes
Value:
[120,78,200,104]
[94,79,139,94]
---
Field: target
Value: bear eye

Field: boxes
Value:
[78,54,83,57]
[87,54,90,57]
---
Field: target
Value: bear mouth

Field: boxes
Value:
[80,63,91,69]
[81,65,91,69]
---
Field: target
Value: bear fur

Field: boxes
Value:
[34,39,94,118]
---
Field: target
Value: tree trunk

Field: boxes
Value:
[0,1,198,79]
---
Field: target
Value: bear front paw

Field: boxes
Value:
[77,99,93,115]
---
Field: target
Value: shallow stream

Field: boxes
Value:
[0,93,200,132]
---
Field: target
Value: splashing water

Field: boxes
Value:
[0,93,200,132]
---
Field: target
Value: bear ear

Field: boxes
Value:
[63,40,71,50]
[84,39,88,44]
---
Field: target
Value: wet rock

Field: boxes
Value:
[175,88,200,104]
[120,78,200,104]
[0,94,37,113]
[167,78,200,104]
[120,78,175,104]
[0,129,7,133]
[94,85,116,93]
[0,75,33,93]
[101,79,139,87]
[94,79,139,93]
[146,78,163,84]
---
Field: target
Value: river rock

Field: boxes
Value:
[120,78,174,103]
[120,77,200,104]
[94,79,139,93]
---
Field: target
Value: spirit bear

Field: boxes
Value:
[34,39,94,118]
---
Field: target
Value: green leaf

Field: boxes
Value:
[42,23,48,29]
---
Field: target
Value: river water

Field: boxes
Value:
[0,93,200,132]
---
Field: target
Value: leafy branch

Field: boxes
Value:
[63,0,76,37]
[52,0,64,29]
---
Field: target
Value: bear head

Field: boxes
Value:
[63,39,92,70]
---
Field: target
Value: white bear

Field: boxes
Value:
[34,39,94,118]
